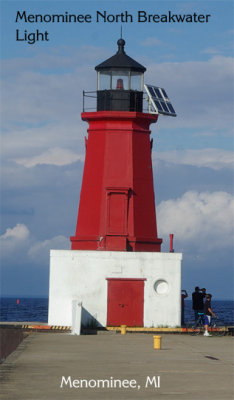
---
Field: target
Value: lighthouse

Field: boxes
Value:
[70,38,162,253]
[48,39,182,328]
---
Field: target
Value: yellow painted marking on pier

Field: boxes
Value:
[106,326,228,333]
[106,327,184,332]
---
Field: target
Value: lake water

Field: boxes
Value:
[0,298,233,325]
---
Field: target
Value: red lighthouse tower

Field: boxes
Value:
[70,38,162,252]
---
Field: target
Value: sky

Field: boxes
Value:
[0,0,234,300]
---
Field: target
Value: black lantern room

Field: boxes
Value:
[95,39,146,112]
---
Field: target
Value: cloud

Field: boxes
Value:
[28,235,70,264]
[146,55,234,131]
[1,70,86,124]
[0,222,70,266]
[153,148,234,170]
[140,37,163,47]
[157,191,234,250]
[1,51,97,128]
[1,223,29,241]
[14,147,84,167]
[2,120,86,161]
[1,45,107,77]
[202,47,221,55]
[0,224,30,260]
[0,221,69,263]
[1,50,233,169]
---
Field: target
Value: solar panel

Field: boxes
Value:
[154,100,163,112]
[148,87,156,98]
[160,101,170,113]
[166,102,176,114]
[154,88,163,99]
[144,84,177,117]
[161,88,169,99]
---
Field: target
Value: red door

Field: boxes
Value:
[107,191,128,235]
[107,279,145,327]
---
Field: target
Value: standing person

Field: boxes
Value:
[192,286,206,321]
[204,294,216,337]
[181,290,188,326]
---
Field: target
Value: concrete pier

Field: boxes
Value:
[0,333,233,400]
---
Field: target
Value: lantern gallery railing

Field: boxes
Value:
[83,90,148,113]
[83,89,176,116]
[82,91,97,112]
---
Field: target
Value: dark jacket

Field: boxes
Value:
[192,292,205,310]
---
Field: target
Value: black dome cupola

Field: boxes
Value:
[95,38,146,72]
[95,38,146,112]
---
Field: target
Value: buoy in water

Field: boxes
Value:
[17,299,20,305]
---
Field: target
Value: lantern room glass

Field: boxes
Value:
[98,70,111,90]
[98,70,143,91]
[112,70,129,90]
[130,71,143,91]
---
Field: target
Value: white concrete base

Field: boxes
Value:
[48,250,182,328]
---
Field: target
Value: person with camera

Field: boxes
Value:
[192,286,206,321]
